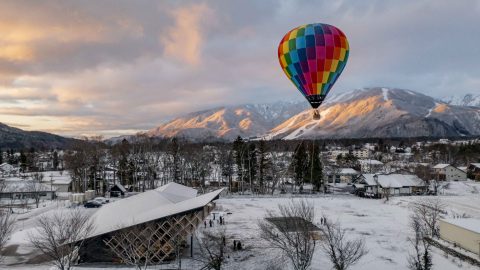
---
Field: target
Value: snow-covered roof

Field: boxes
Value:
[0,163,16,172]
[112,182,127,193]
[358,159,383,165]
[339,168,359,175]
[458,166,468,172]
[470,163,480,169]
[361,174,425,188]
[441,218,480,234]
[433,164,450,169]
[87,182,223,239]
[1,180,51,193]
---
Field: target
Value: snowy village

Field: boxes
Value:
[1,137,480,270]
[1,1,480,270]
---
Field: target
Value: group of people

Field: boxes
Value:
[320,217,328,225]
[203,214,226,228]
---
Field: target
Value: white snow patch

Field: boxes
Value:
[425,102,439,118]
[382,88,389,101]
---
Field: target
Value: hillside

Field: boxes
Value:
[266,88,480,139]
[0,123,75,149]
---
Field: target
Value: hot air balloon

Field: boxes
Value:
[278,23,349,120]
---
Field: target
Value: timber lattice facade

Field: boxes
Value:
[79,202,214,264]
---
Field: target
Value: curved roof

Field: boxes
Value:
[87,183,223,238]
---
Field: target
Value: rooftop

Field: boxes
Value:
[87,182,223,239]
[433,164,451,169]
[441,218,480,234]
[361,174,425,188]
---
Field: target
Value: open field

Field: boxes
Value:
[1,181,480,270]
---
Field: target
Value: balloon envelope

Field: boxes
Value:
[278,23,349,109]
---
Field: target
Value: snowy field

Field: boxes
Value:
[1,181,480,270]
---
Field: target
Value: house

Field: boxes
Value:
[351,149,370,159]
[353,173,427,198]
[432,164,467,181]
[78,183,223,263]
[439,218,480,256]
[324,167,360,184]
[39,171,73,193]
[467,163,480,181]
[458,166,468,173]
[0,179,55,201]
[0,163,18,177]
[110,182,127,197]
[358,159,384,173]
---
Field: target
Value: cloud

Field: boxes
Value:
[160,3,214,65]
[0,0,478,137]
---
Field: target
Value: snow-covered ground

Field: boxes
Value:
[2,181,480,270]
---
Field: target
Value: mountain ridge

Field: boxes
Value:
[265,88,480,140]
[144,87,480,141]
[0,122,77,149]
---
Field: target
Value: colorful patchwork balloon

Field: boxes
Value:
[278,23,349,119]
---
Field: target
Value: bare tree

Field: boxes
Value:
[258,200,317,270]
[382,185,391,202]
[104,223,161,270]
[0,210,15,262]
[196,228,228,270]
[319,218,367,270]
[411,198,445,237]
[407,215,432,270]
[29,172,46,208]
[29,209,94,270]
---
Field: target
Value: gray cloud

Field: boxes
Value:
[0,0,478,137]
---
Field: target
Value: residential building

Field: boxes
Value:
[432,164,467,181]
[352,149,370,159]
[0,163,18,177]
[467,163,480,181]
[353,173,427,198]
[0,179,55,201]
[358,159,384,173]
[324,167,360,184]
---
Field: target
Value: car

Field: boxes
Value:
[93,197,109,204]
[110,191,121,197]
[84,200,102,208]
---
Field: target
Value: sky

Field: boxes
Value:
[0,0,479,138]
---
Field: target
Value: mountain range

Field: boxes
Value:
[3,88,480,148]
[145,88,480,141]
[441,94,480,107]
[0,123,76,149]
[145,102,308,141]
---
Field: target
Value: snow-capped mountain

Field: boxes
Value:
[266,88,480,140]
[441,94,480,107]
[144,88,480,141]
[146,101,308,141]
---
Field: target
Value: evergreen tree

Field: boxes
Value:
[168,138,181,183]
[246,143,257,191]
[220,149,234,191]
[291,142,308,186]
[53,150,59,170]
[308,142,323,192]
[20,150,27,172]
[257,140,269,194]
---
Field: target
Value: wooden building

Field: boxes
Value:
[78,183,223,264]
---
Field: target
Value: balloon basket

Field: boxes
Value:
[312,109,321,120]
